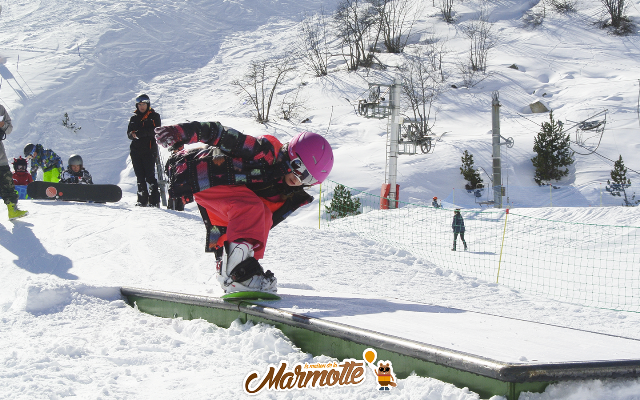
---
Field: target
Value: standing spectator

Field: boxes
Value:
[452,208,467,251]
[23,143,63,182]
[60,154,93,184]
[127,94,161,207]
[432,196,440,208]
[0,104,28,220]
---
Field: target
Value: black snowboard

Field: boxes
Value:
[27,181,122,203]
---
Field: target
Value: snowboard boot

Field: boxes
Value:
[217,240,277,293]
[167,197,184,211]
[464,243,468,251]
[7,202,28,220]
[136,183,149,206]
[148,183,160,208]
[136,192,148,207]
[451,242,456,251]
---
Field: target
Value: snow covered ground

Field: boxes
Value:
[2,0,640,399]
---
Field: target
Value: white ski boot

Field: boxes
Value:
[217,241,277,293]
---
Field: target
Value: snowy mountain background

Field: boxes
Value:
[2,0,640,399]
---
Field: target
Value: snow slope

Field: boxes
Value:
[2,0,640,399]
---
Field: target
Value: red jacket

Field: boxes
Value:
[13,171,33,186]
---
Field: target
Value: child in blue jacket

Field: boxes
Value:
[23,143,63,182]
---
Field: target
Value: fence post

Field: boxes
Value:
[496,208,510,283]
[318,183,322,229]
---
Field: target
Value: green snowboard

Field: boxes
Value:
[221,291,281,301]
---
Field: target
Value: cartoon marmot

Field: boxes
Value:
[375,362,397,390]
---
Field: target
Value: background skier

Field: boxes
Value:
[452,209,467,251]
[24,143,63,183]
[60,154,93,184]
[127,94,161,207]
[154,123,333,294]
[0,104,28,219]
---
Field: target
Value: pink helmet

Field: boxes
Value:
[288,131,333,185]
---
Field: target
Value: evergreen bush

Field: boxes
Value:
[460,150,483,190]
[325,184,362,219]
[531,111,574,185]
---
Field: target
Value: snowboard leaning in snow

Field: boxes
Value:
[221,291,281,301]
[27,181,122,203]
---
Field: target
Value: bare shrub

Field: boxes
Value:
[460,12,498,72]
[400,47,447,137]
[440,0,455,23]
[334,0,381,70]
[549,0,577,13]
[457,62,483,88]
[372,0,422,53]
[280,84,307,122]
[600,0,633,34]
[232,58,296,124]
[523,1,546,27]
[297,9,332,77]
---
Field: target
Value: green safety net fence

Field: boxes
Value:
[318,180,640,313]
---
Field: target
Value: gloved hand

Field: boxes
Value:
[155,125,186,148]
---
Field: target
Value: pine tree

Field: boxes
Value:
[610,155,631,189]
[606,155,637,205]
[325,184,362,220]
[531,111,574,185]
[460,150,483,190]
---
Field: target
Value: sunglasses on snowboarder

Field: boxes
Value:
[290,156,317,186]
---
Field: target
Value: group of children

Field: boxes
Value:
[12,143,93,192]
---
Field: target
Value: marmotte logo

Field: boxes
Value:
[242,348,396,394]
[363,348,398,391]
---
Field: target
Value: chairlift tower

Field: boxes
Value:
[387,78,402,208]
[491,91,514,209]
[357,78,402,209]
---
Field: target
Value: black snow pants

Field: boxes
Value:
[130,147,159,206]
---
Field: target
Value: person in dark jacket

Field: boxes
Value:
[155,122,333,294]
[452,208,467,251]
[127,94,161,207]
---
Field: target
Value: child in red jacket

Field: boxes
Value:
[155,123,333,294]
[12,157,33,186]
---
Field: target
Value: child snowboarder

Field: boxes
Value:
[12,157,33,186]
[154,122,334,294]
[23,143,63,183]
[432,196,440,208]
[452,208,468,251]
[60,154,93,184]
